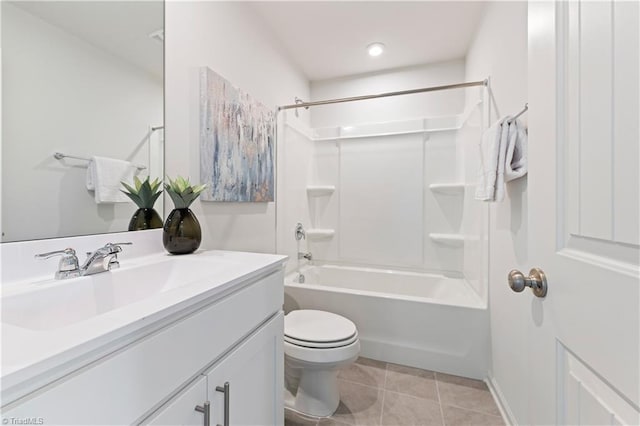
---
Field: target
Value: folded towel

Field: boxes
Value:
[494,119,512,202]
[475,116,510,201]
[476,116,529,202]
[504,119,528,182]
[86,156,137,203]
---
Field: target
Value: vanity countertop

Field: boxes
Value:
[1,249,287,402]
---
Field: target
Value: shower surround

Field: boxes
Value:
[277,81,489,377]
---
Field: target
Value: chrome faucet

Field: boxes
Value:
[81,242,132,276]
[34,248,80,280]
[298,252,312,261]
[35,242,132,279]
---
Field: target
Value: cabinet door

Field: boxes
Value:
[205,312,284,426]
[143,376,207,426]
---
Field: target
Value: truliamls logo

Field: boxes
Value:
[2,418,45,425]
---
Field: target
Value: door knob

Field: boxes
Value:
[508,268,548,298]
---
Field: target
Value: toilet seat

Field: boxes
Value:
[284,310,361,364]
[285,310,357,346]
[284,338,361,365]
[284,331,358,349]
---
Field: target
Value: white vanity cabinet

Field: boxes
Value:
[144,377,208,426]
[204,313,284,426]
[1,264,285,426]
[145,313,284,426]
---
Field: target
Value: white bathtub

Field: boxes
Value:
[284,264,489,379]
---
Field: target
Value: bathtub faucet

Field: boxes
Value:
[298,252,312,261]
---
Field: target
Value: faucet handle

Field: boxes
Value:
[103,242,132,253]
[35,248,80,279]
[35,247,77,260]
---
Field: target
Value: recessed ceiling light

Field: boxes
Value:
[367,42,385,57]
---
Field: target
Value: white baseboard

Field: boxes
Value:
[485,374,517,426]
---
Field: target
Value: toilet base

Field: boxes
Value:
[291,368,340,417]
[284,350,359,418]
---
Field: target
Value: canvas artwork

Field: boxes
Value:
[199,67,275,202]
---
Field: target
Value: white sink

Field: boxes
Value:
[1,256,226,331]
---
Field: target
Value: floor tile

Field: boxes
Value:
[435,373,501,417]
[317,419,352,426]
[385,363,438,402]
[441,405,504,426]
[339,357,387,389]
[331,380,384,425]
[381,391,444,426]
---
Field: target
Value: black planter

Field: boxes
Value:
[128,208,163,231]
[163,208,202,254]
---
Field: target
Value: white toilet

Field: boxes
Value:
[284,310,361,417]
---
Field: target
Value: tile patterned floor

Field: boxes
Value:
[285,357,505,426]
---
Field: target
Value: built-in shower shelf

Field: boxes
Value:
[306,229,335,240]
[429,233,465,247]
[429,183,465,195]
[306,185,336,196]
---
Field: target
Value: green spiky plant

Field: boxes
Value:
[164,176,207,209]
[121,176,163,209]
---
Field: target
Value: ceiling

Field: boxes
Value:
[249,1,487,82]
[11,1,163,81]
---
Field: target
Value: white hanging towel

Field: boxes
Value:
[495,118,529,202]
[86,156,137,203]
[504,119,528,182]
[475,116,510,201]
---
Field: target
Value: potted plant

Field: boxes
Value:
[163,176,207,254]
[121,177,163,231]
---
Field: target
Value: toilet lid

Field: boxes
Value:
[285,310,357,345]
[284,332,359,349]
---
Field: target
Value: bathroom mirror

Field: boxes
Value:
[1,1,164,242]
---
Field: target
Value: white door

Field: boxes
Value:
[528,1,639,425]
[144,376,208,426]
[205,313,284,426]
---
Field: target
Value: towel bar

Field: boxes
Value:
[508,103,528,123]
[53,152,146,170]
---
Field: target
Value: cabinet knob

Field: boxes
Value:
[195,401,210,426]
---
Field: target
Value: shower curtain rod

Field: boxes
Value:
[277,79,488,111]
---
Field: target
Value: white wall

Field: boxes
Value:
[464,2,528,424]
[458,96,489,301]
[1,3,163,242]
[278,60,488,277]
[310,60,466,128]
[276,116,315,273]
[165,1,309,254]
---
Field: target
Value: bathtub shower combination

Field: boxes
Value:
[285,264,488,379]
[278,82,490,381]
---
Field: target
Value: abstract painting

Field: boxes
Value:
[199,67,275,202]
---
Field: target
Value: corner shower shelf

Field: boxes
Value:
[306,229,335,240]
[429,183,465,195]
[429,233,465,247]
[306,185,336,196]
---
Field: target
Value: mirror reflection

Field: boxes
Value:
[1,1,164,242]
